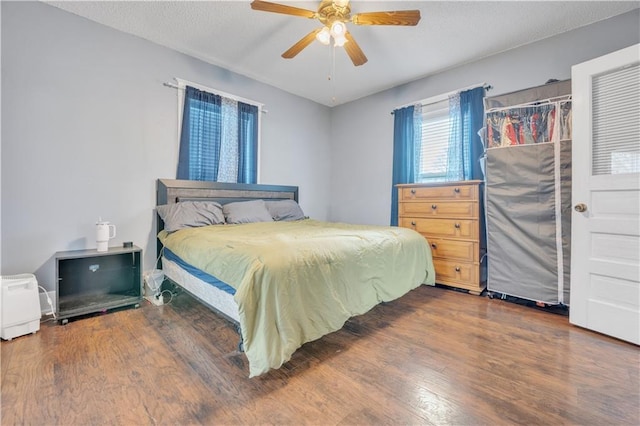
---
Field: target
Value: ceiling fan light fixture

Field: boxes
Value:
[333,0,349,8]
[333,34,347,47]
[330,20,346,37]
[316,27,331,45]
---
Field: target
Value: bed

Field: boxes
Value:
[156,179,435,377]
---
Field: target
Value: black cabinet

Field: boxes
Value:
[55,246,142,323]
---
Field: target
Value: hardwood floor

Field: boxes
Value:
[2,285,638,425]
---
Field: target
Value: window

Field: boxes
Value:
[416,86,485,183]
[391,86,485,225]
[592,62,640,175]
[418,99,450,182]
[176,79,261,184]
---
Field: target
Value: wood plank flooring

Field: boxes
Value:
[2,285,638,425]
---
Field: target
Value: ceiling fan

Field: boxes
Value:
[250,0,421,66]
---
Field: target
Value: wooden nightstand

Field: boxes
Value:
[397,180,486,295]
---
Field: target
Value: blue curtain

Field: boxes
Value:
[446,86,485,181]
[177,86,222,181]
[177,86,258,183]
[237,102,258,184]
[390,105,417,226]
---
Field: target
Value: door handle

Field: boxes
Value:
[574,203,588,213]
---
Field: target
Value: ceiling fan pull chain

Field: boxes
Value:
[330,44,337,104]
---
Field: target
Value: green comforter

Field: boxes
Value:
[159,219,434,377]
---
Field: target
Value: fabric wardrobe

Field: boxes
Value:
[484,80,572,305]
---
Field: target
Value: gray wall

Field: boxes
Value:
[328,9,640,226]
[1,2,331,290]
[2,2,639,295]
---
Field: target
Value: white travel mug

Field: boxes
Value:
[96,220,116,252]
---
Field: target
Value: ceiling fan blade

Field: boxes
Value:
[250,1,316,19]
[282,28,322,59]
[344,31,367,66]
[351,10,421,26]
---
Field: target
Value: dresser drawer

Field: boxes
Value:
[427,238,478,262]
[399,201,478,218]
[433,259,479,287]
[401,185,477,201]
[400,218,478,240]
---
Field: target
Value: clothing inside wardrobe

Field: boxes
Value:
[486,103,560,148]
[485,94,573,149]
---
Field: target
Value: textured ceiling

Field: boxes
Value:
[45,1,639,107]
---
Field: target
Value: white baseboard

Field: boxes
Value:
[39,291,56,315]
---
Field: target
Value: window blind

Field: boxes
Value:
[592,62,640,175]
[419,101,450,181]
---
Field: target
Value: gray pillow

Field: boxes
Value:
[223,199,274,224]
[265,200,305,221]
[157,201,225,232]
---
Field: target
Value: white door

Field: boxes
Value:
[570,44,640,345]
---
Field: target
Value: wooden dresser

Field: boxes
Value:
[397,180,486,295]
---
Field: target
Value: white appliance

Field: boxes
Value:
[1,274,41,340]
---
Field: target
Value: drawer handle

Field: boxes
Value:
[410,189,416,195]
[431,243,437,249]
[454,187,460,193]
[411,221,416,226]
[454,223,461,229]
[455,266,461,272]
[431,204,437,210]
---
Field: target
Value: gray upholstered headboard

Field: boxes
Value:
[155,179,299,260]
